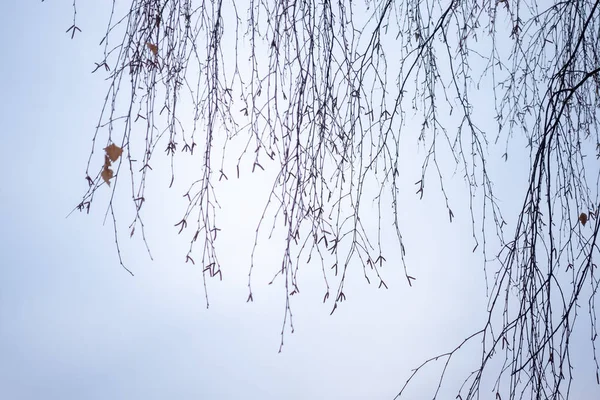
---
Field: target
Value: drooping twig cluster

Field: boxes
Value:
[65,0,600,397]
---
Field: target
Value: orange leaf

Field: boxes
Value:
[146,42,158,56]
[579,212,588,226]
[101,165,114,186]
[104,143,123,162]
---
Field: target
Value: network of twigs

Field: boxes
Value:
[65,0,600,398]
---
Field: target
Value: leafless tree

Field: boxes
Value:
[58,0,600,398]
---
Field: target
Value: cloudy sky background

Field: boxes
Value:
[1,2,599,399]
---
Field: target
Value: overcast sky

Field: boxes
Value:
[1,2,599,399]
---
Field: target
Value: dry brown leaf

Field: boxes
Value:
[101,165,114,186]
[579,212,588,226]
[146,42,158,56]
[104,143,123,162]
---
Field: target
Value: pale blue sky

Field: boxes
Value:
[1,2,599,399]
